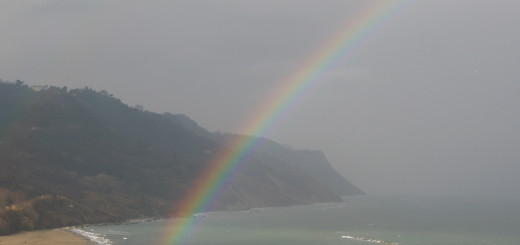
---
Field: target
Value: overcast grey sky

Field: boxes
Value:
[1,0,519,199]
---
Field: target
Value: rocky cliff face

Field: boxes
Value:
[0,81,360,235]
[216,135,364,196]
[288,150,364,196]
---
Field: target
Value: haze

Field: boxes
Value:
[1,0,519,199]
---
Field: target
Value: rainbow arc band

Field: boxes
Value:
[161,1,409,244]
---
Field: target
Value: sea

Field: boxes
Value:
[72,195,520,245]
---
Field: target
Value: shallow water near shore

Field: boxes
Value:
[76,195,520,245]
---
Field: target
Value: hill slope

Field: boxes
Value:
[0,81,361,235]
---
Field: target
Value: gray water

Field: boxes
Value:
[76,195,520,245]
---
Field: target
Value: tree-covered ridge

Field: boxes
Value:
[1,81,203,233]
[0,80,360,235]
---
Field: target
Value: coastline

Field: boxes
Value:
[0,200,349,244]
[0,217,161,245]
[0,217,162,245]
[0,228,95,245]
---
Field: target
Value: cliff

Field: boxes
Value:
[216,135,364,196]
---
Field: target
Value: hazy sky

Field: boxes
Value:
[1,0,519,199]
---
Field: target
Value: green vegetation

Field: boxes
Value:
[0,80,361,235]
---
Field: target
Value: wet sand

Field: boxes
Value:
[0,229,92,245]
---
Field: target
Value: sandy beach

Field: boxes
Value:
[0,229,92,245]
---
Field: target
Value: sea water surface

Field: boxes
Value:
[75,195,520,245]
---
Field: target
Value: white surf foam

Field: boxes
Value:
[341,235,398,245]
[69,228,113,245]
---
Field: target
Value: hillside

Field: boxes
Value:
[0,80,362,235]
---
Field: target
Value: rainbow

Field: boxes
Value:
[161,1,409,244]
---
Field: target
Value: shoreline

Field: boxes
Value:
[0,217,161,245]
[0,199,351,244]
[67,227,111,245]
[0,228,95,245]
[66,229,100,245]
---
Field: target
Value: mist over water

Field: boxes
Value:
[1,1,519,244]
[78,195,520,245]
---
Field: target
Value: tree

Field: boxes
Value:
[134,104,144,111]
